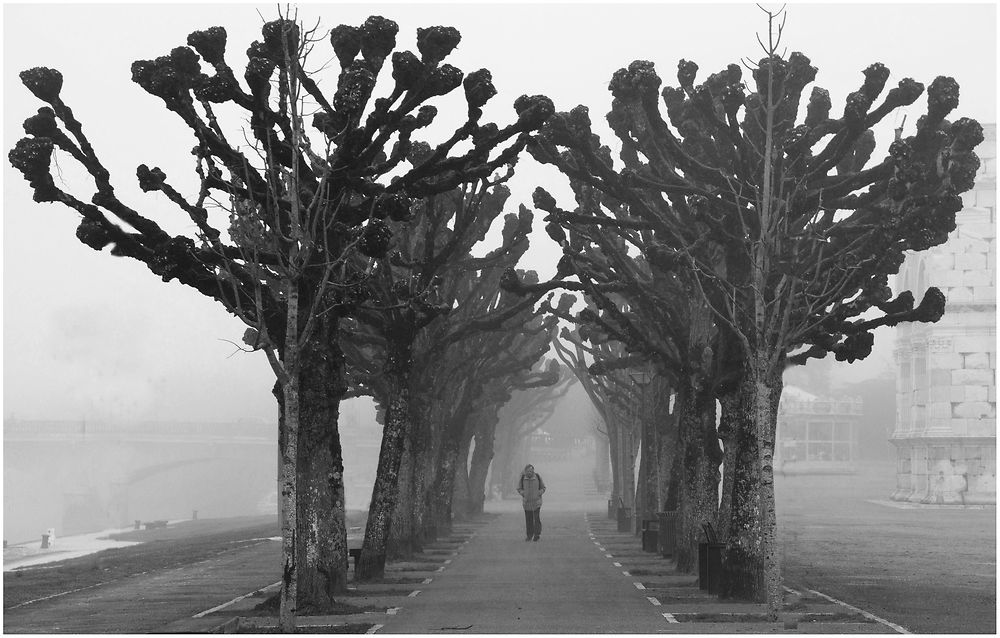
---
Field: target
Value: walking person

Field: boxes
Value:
[517,464,545,541]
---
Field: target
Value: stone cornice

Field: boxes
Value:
[889,436,996,446]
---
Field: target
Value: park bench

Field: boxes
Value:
[144,520,169,530]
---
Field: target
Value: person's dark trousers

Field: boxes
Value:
[524,508,542,540]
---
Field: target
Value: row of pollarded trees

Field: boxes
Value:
[501,10,983,619]
[487,354,577,500]
[9,7,982,628]
[338,183,566,576]
[8,13,565,630]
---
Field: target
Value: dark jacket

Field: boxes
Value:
[517,472,545,510]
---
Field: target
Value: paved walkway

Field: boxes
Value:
[4,538,279,633]
[377,508,671,633]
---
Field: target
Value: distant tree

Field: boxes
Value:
[425,315,558,532]
[341,207,550,576]
[510,190,726,568]
[384,275,554,554]
[548,320,642,518]
[520,7,981,614]
[9,11,553,624]
[339,182,539,579]
[487,359,574,503]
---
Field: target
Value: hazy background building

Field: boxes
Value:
[775,387,863,474]
[891,124,997,505]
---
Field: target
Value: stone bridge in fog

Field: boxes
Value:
[3,420,276,544]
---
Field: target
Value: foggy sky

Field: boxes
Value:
[3,3,996,423]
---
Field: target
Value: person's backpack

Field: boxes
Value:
[519,472,544,491]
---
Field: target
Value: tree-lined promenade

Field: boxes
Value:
[8,6,983,631]
[4,460,995,634]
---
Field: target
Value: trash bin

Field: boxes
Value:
[616,507,632,532]
[641,519,659,552]
[697,523,724,594]
[656,511,679,558]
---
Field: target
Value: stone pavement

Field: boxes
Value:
[187,507,904,634]
[375,509,673,633]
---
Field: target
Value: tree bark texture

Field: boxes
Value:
[408,411,434,550]
[295,325,350,610]
[388,437,417,559]
[721,380,764,601]
[431,436,462,534]
[594,430,611,494]
[639,394,659,525]
[358,340,413,581]
[674,381,722,573]
[451,434,472,520]
[607,415,622,509]
[278,370,298,633]
[468,427,495,514]
[624,414,641,510]
[749,356,784,617]
[716,386,741,546]
[651,380,678,513]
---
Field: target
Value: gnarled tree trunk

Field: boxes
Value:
[594,430,611,494]
[358,339,412,580]
[296,328,350,609]
[409,411,434,549]
[431,435,462,534]
[273,321,350,618]
[468,427,495,514]
[451,430,475,519]
[388,437,417,559]
[716,385,741,546]
[651,379,678,513]
[720,381,764,601]
[674,379,722,573]
[747,355,784,615]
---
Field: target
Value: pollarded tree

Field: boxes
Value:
[515,194,726,567]
[489,356,575,497]
[9,12,553,620]
[520,9,982,614]
[424,313,558,534]
[469,360,571,513]
[340,183,541,579]
[397,266,553,545]
[547,320,644,519]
